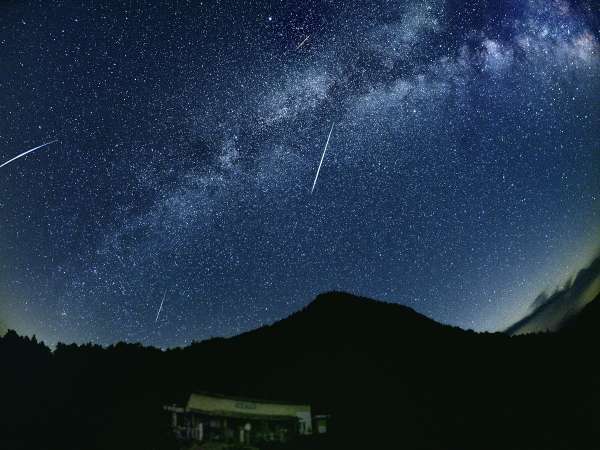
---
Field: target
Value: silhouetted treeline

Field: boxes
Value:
[1,291,599,450]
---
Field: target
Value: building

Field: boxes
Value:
[313,414,330,434]
[165,392,314,445]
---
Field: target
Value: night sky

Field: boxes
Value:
[1,0,598,347]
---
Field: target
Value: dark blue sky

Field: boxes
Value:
[1,0,598,347]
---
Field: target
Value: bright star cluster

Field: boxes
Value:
[0,0,598,347]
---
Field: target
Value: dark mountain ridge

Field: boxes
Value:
[560,291,600,334]
[232,291,465,345]
[2,291,599,450]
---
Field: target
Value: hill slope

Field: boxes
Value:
[1,291,599,450]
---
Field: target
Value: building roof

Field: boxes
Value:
[186,392,311,420]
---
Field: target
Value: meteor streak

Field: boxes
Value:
[296,35,310,50]
[0,140,58,170]
[155,289,167,322]
[310,123,335,194]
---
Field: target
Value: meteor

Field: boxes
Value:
[310,123,335,194]
[155,289,167,322]
[296,35,310,50]
[0,140,58,170]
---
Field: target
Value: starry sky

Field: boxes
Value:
[1,0,598,347]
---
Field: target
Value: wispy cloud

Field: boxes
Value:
[506,252,600,335]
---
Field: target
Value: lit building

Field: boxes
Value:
[165,392,317,445]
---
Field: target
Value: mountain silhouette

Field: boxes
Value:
[230,291,462,348]
[1,291,599,450]
[560,291,600,335]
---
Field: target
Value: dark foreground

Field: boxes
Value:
[2,292,599,450]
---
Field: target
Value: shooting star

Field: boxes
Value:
[0,140,58,170]
[295,35,310,50]
[155,289,167,322]
[310,123,335,194]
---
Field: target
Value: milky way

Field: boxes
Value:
[1,0,598,347]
